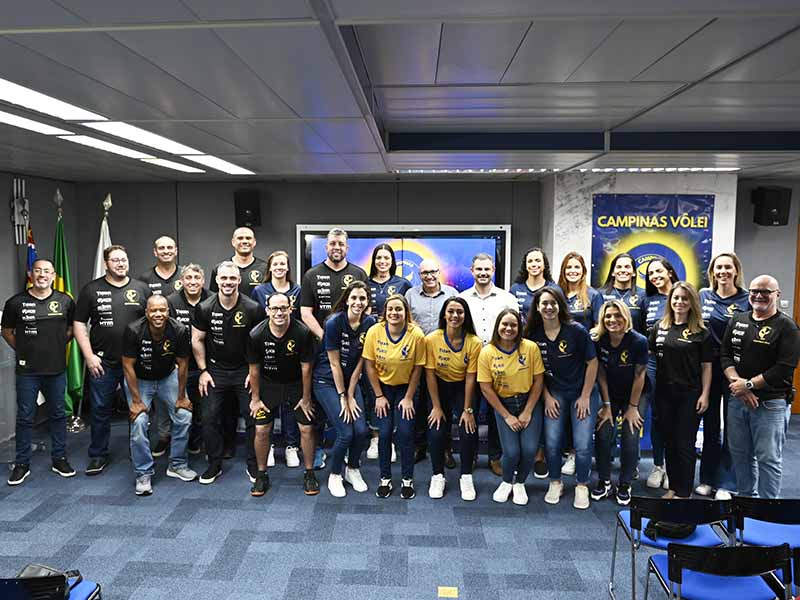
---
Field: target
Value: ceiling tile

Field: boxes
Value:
[356,24,441,85]
[180,0,314,20]
[58,0,196,24]
[341,153,386,172]
[711,28,800,82]
[437,22,530,84]
[192,120,335,153]
[306,119,377,153]
[0,0,83,28]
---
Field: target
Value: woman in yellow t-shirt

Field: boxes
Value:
[477,308,545,506]
[425,297,483,501]
[363,294,426,500]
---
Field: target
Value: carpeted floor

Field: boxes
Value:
[1,418,799,599]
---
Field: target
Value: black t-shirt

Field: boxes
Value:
[721,311,800,401]
[193,293,263,370]
[138,266,182,296]
[246,318,315,384]
[166,288,209,371]
[122,317,190,380]
[300,262,368,326]
[74,277,151,368]
[209,257,268,297]
[595,330,649,402]
[2,290,75,375]
[649,322,713,389]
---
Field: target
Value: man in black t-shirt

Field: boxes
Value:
[2,259,77,485]
[74,245,150,475]
[122,295,194,496]
[192,261,263,484]
[247,293,317,497]
[138,236,182,296]
[721,274,800,499]
[208,227,268,297]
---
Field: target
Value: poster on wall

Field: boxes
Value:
[590,194,715,290]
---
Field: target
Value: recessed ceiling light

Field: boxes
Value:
[57,135,154,159]
[83,122,202,155]
[141,158,205,173]
[0,110,72,135]
[182,155,255,175]
[0,78,107,121]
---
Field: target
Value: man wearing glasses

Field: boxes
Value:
[74,245,151,475]
[721,275,800,498]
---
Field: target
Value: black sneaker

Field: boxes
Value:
[400,478,416,500]
[533,460,549,479]
[591,479,613,501]
[246,464,257,484]
[199,463,222,485]
[85,457,109,476]
[152,437,170,458]
[444,450,456,470]
[376,478,393,498]
[304,470,320,496]
[616,483,632,506]
[7,464,30,486]
[51,458,76,478]
[250,471,270,497]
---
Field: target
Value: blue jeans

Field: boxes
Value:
[315,379,369,474]
[124,370,190,477]
[698,359,736,490]
[375,383,415,479]
[646,355,665,465]
[15,372,67,464]
[494,396,542,483]
[595,397,641,485]
[544,388,597,484]
[727,395,791,499]
[87,364,125,459]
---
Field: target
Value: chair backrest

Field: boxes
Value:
[667,543,792,589]
[629,496,733,531]
[733,496,800,529]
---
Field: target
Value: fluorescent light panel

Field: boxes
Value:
[182,155,255,175]
[0,110,72,135]
[0,77,106,121]
[58,135,154,159]
[82,121,202,155]
[589,167,740,173]
[395,168,558,174]
[141,158,205,173]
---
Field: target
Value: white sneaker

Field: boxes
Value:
[695,483,713,496]
[460,474,476,501]
[344,467,368,492]
[285,446,300,468]
[135,474,152,496]
[646,465,665,488]
[561,452,576,476]
[267,444,275,468]
[492,481,513,503]
[429,474,446,499]
[391,443,397,463]
[663,474,670,490]
[573,484,590,510]
[367,436,379,460]
[544,481,564,505]
[512,483,528,505]
[166,465,197,482]
[715,489,733,501]
[328,473,346,497]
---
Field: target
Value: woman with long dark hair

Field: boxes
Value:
[368,243,411,316]
[599,253,644,333]
[509,248,562,322]
[425,297,483,500]
[557,252,603,331]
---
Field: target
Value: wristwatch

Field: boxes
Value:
[745,380,754,390]
[464,407,474,414]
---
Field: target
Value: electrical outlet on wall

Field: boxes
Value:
[779,300,790,309]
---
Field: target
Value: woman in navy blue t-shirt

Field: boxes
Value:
[368,244,411,316]
[557,251,603,331]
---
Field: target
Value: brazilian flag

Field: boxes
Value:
[53,214,83,416]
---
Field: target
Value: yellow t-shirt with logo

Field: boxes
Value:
[477,339,545,398]
[363,322,426,386]
[425,330,483,383]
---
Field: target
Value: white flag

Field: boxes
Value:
[93,215,112,279]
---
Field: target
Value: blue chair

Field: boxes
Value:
[733,497,800,549]
[608,496,733,599]
[644,542,793,599]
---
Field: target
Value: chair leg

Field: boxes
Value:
[644,562,650,600]
[631,533,637,600]
[609,521,620,599]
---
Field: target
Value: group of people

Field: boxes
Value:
[3,226,798,508]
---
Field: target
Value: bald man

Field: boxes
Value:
[721,274,800,498]
[139,236,182,296]
[209,227,268,297]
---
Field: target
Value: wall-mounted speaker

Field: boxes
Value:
[234,189,261,227]
[752,186,791,226]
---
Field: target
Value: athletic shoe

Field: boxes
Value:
[166,465,197,482]
[544,481,564,505]
[715,489,733,501]
[533,460,549,479]
[246,464,257,484]
[574,484,590,510]
[488,459,503,477]
[251,471,270,497]
[85,457,109,476]
[492,481,513,503]
[460,474,476,501]
[428,474,446,499]
[51,458,76,478]
[199,463,222,484]
[561,452,576,476]
[400,478,416,500]
[695,483,713,496]
[285,446,300,468]
[662,474,670,490]
[313,448,326,470]
[616,483,632,506]
[304,470,320,495]
[444,450,456,470]
[512,483,529,506]
[7,464,30,486]
[135,475,152,496]
[376,478,393,498]
[328,474,346,497]
[367,436,379,459]
[152,437,170,458]
[646,465,666,488]
[591,479,613,501]
[344,467,368,492]
[267,444,275,468]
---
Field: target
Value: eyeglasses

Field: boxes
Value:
[420,269,439,277]
[268,305,291,313]
[749,289,777,297]
[32,268,54,274]
[107,257,128,264]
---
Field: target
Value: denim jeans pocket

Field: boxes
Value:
[761,398,787,411]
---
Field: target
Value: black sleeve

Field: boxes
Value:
[175,323,191,358]
[299,272,315,308]
[121,324,139,359]
[762,321,800,389]
[65,297,76,323]
[74,287,92,323]
[249,303,264,331]
[700,331,713,363]
[245,331,260,365]
[1,297,17,329]
[719,319,736,371]
[300,327,316,363]
[648,326,657,353]
[208,267,218,293]
[193,303,209,332]
[167,296,177,319]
